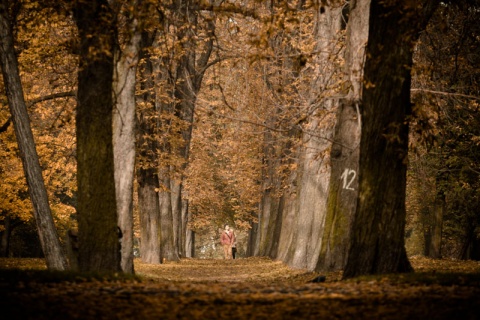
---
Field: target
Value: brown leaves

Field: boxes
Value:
[1,256,480,319]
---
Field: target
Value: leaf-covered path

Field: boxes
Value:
[1,257,480,319]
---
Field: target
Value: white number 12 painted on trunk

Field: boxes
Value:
[341,168,356,190]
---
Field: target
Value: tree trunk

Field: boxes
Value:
[183,201,194,257]
[137,167,161,263]
[282,5,343,271]
[0,216,12,257]
[253,126,285,257]
[171,179,182,256]
[112,3,142,274]
[74,0,121,273]
[343,0,438,278]
[137,32,161,264]
[316,0,368,272]
[288,108,333,270]
[158,169,178,261]
[0,1,67,270]
[317,100,360,271]
[428,190,444,259]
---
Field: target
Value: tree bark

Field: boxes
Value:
[74,0,121,273]
[343,0,438,278]
[316,0,368,272]
[158,168,177,261]
[0,1,67,270]
[317,100,360,271]
[253,124,285,257]
[137,32,162,264]
[428,190,444,258]
[112,1,142,274]
[283,4,343,271]
[137,167,161,264]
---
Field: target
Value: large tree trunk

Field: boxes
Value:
[317,100,360,271]
[343,0,438,278]
[283,5,343,271]
[0,1,67,270]
[112,2,142,274]
[316,0,368,272]
[74,0,121,273]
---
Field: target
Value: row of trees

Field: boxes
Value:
[0,0,478,277]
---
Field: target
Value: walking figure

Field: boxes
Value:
[220,224,236,259]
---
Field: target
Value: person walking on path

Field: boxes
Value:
[220,224,235,259]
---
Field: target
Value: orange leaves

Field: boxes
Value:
[0,4,77,237]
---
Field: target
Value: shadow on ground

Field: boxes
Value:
[1,256,479,319]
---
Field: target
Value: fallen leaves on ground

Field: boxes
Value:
[0,256,479,319]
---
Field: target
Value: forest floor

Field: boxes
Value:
[1,256,480,319]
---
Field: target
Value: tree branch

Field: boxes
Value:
[0,90,76,134]
[25,90,77,108]
[411,88,480,101]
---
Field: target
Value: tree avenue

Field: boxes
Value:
[0,0,478,277]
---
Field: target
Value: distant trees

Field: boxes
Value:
[136,0,217,263]
[407,0,480,260]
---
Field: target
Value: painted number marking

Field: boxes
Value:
[341,169,356,190]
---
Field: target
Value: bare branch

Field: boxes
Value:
[26,90,77,108]
[411,88,480,101]
[1,90,76,134]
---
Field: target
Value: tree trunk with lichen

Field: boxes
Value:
[316,0,368,272]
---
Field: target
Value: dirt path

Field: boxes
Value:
[1,257,480,319]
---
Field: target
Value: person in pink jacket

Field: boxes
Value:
[220,224,236,259]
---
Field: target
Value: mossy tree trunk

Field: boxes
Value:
[316,0,368,272]
[317,100,360,271]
